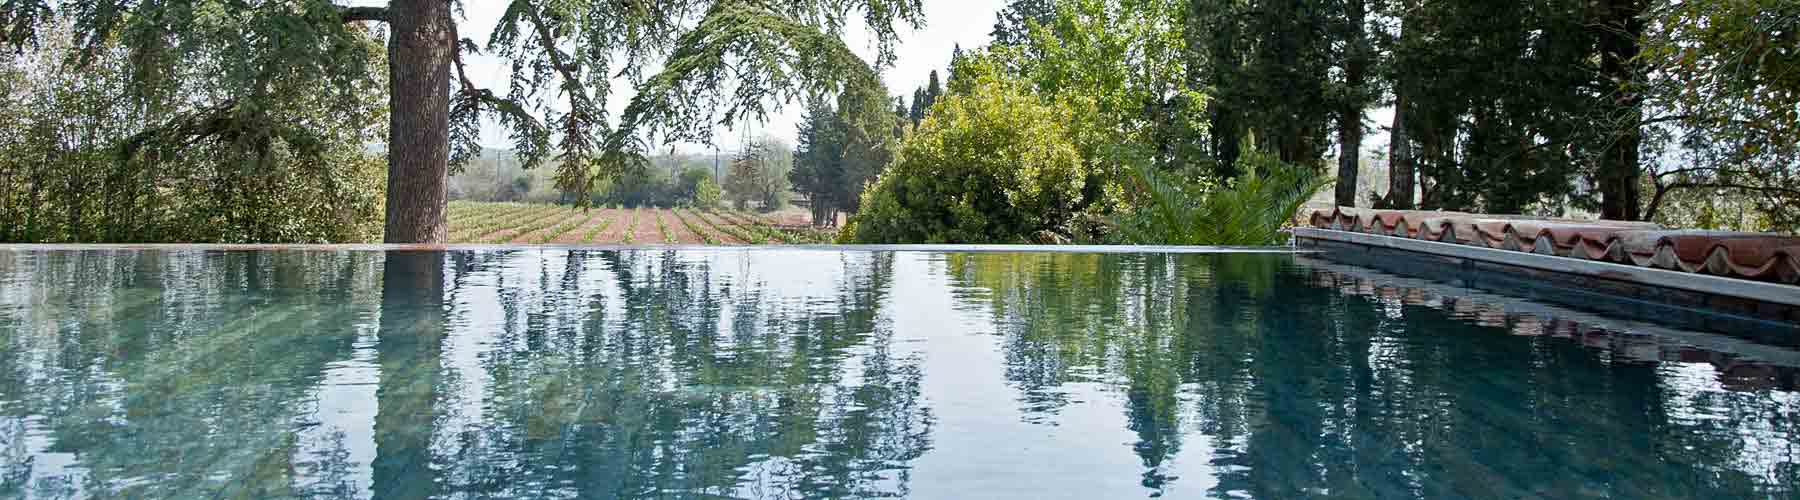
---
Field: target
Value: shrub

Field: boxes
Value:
[1112,147,1331,245]
[845,74,1086,243]
[693,175,722,209]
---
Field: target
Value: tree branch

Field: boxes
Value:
[339,6,388,23]
[118,100,241,160]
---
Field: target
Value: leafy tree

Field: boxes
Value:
[1236,0,1335,166]
[724,137,792,211]
[1635,0,1800,230]
[1,0,923,242]
[693,175,722,209]
[909,87,927,127]
[996,0,1190,212]
[846,72,1085,243]
[1380,0,1607,215]
[924,70,942,112]
[991,0,1058,48]
[792,99,850,224]
[790,78,900,226]
[0,20,385,243]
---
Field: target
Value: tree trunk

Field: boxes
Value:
[1596,0,1645,221]
[1334,113,1362,206]
[1205,0,1243,179]
[383,0,455,243]
[1386,93,1415,209]
[1334,0,1367,207]
[1419,129,1445,210]
[373,251,445,500]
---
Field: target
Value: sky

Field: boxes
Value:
[429,0,1010,155]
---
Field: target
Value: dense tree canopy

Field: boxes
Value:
[847,71,1087,243]
[0,0,923,242]
[0,19,386,243]
[1635,0,1800,229]
[3,0,1795,243]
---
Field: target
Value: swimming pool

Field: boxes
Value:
[0,248,1795,498]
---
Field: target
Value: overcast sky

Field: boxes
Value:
[425,0,1009,155]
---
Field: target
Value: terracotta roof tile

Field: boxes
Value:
[1306,207,1800,285]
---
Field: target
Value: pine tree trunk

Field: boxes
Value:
[1596,0,1645,221]
[1334,0,1367,207]
[1387,93,1415,209]
[382,0,455,243]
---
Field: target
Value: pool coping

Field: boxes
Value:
[1296,227,1800,334]
[0,243,1316,254]
[1295,227,1800,308]
[1300,256,1800,366]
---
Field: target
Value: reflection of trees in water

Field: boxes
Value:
[390,249,930,499]
[0,250,380,498]
[946,252,1800,499]
[0,249,930,499]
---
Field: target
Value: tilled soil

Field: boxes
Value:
[658,210,720,244]
[675,209,746,244]
[550,208,620,244]
[507,209,596,244]
[593,209,641,243]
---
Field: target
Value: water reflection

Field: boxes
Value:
[0,250,930,499]
[0,249,1795,499]
[942,252,1800,498]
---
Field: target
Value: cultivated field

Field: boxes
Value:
[445,201,837,245]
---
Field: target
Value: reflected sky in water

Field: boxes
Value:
[0,249,1797,499]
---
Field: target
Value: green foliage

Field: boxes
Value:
[1383,0,1599,214]
[1636,0,1800,231]
[693,176,722,209]
[654,212,676,244]
[569,0,926,202]
[790,78,898,226]
[1114,148,1331,245]
[2,0,923,242]
[723,137,791,212]
[622,208,640,245]
[991,0,1057,49]
[0,21,386,243]
[846,74,1085,243]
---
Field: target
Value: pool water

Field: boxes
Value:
[0,249,1796,499]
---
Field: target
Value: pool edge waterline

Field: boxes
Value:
[0,243,1317,254]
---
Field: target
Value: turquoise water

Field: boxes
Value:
[0,249,1797,499]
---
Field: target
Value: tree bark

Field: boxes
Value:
[1596,0,1645,221]
[1206,0,1242,179]
[1334,0,1367,207]
[1386,93,1415,209]
[372,251,445,500]
[383,0,455,243]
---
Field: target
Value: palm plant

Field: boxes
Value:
[1115,148,1331,246]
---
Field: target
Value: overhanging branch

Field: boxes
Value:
[118,100,242,161]
[339,6,388,23]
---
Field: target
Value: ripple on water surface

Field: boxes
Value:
[0,249,1795,499]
